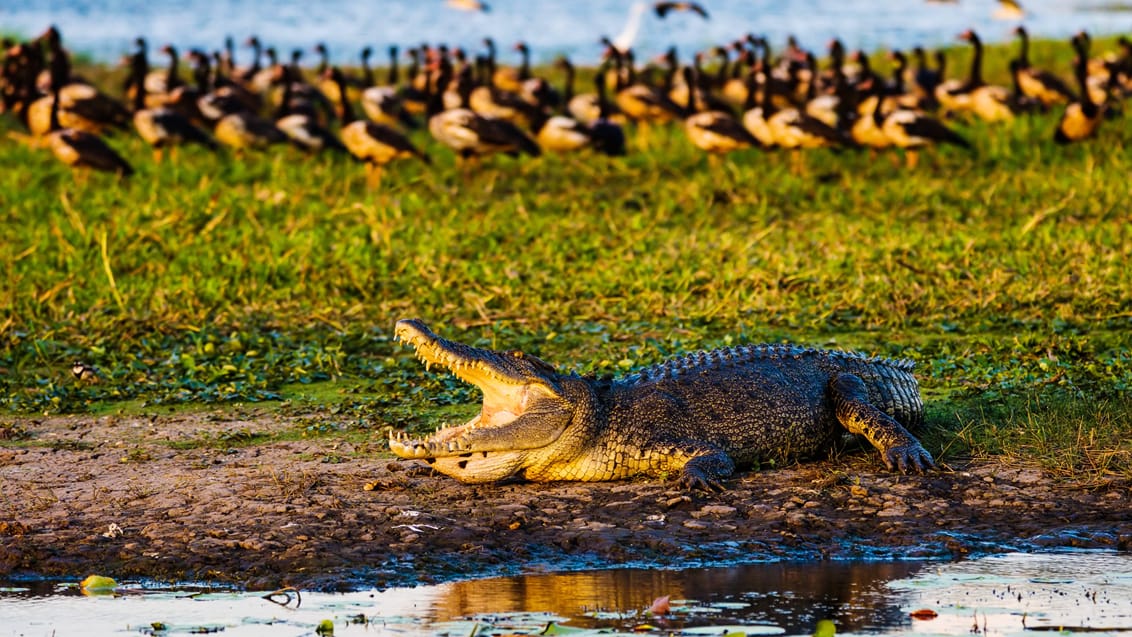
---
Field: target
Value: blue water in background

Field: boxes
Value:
[5,1,1131,66]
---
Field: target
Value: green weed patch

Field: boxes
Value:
[2,40,1131,479]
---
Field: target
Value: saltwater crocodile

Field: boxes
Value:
[390,319,934,490]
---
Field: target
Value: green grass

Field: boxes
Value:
[1,37,1130,481]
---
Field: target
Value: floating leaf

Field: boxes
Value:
[910,609,939,620]
[79,575,117,594]
[812,619,836,637]
[541,622,591,635]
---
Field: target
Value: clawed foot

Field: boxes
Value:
[678,468,728,492]
[881,443,936,473]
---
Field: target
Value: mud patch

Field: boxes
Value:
[0,409,1129,591]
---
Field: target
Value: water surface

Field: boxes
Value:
[3,552,1131,637]
[6,1,1132,66]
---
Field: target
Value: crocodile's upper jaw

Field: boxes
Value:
[389,319,563,481]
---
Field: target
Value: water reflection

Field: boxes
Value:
[686,562,924,633]
[429,561,924,633]
[371,561,928,633]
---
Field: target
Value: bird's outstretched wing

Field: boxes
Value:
[654,1,709,19]
[446,0,489,12]
[993,0,1025,19]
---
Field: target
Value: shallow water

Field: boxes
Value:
[6,0,1132,66]
[3,552,1131,637]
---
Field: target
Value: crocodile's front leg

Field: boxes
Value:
[678,446,735,492]
[829,373,935,473]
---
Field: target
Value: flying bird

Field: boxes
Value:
[654,1,709,19]
[446,0,489,11]
[993,0,1025,20]
[611,2,649,54]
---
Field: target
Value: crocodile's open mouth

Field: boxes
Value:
[391,320,530,452]
[388,319,565,481]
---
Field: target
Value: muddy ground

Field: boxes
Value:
[0,409,1129,592]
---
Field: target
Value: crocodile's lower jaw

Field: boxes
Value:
[422,449,529,483]
[389,425,531,482]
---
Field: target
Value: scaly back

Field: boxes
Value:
[619,344,922,428]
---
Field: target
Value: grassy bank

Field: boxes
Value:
[1,36,1130,481]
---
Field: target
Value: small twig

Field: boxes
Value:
[98,230,126,312]
[391,524,442,533]
[452,316,530,329]
[894,257,928,276]
[263,586,302,608]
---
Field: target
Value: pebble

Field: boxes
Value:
[785,512,812,527]
[665,496,691,508]
[1012,469,1044,484]
[603,500,636,508]
[692,505,737,519]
